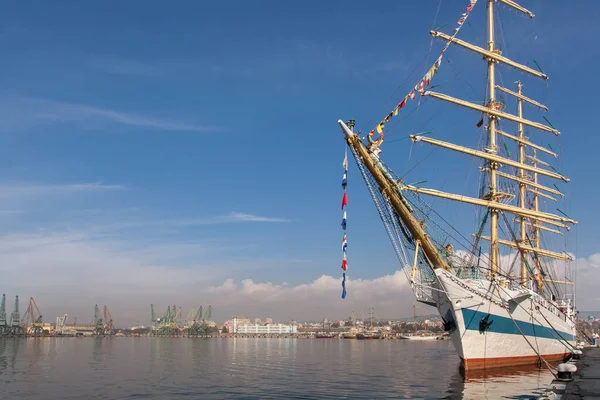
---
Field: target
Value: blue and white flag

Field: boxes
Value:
[341,273,347,299]
[341,210,347,230]
[342,234,347,253]
[341,171,347,188]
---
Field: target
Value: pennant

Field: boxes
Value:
[364,0,478,140]
[339,148,348,299]
[476,117,484,128]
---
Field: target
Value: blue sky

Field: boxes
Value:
[0,0,598,325]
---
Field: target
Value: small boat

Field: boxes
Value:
[405,334,438,341]
[315,333,335,339]
[356,331,381,340]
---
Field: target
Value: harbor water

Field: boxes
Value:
[0,337,554,399]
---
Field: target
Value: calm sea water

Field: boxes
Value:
[0,337,553,399]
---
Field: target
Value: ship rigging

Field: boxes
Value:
[337,0,578,370]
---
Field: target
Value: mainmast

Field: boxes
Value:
[532,137,542,288]
[517,81,527,286]
[486,0,500,278]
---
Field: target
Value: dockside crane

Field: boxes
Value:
[56,314,68,335]
[153,304,183,336]
[176,306,182,327]
[9,295,23,336]
[204,305,212,322]
[188,305,213,337]
[151,304,157,324]
[195,306,203,323]
[92,304,104,336]
[184,307,195,328]
[0,294,7,336]
[22,297,43,336]
[103,305,113,335]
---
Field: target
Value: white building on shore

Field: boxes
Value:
[231,318,297,334]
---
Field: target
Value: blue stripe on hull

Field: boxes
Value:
[461,308,575,342]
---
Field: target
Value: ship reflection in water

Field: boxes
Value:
[445,363,556,399]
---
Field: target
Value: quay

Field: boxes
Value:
[538,346,600,399]
[563,346,600,399]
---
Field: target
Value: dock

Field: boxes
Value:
[563,346,600,399]
[538,346,600,399]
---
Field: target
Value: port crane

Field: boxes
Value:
[22,297,43,336]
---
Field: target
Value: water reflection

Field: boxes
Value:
[0,338,558,399]
[445,363,555,399]
[0,338,7,376]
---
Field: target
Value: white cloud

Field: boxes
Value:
[220,212,289,223]
[207,271,414,320]
[0,181,123,200]
[204,253,600,322]
[167,212,289,227]
[572,253,600,309]
[0,96,221,133]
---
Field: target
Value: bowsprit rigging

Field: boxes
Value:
[336,0,578,371]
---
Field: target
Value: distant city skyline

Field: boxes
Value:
[0,0,598,326]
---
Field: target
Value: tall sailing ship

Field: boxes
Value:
[338,0,577,370]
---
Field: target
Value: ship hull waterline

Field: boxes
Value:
[433,269,575,371]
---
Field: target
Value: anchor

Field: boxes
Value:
[479,313,494,333]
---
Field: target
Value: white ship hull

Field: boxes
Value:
[433,269,575,370]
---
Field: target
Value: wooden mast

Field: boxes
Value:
[517,81,528,287]
[486,0,500,279]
